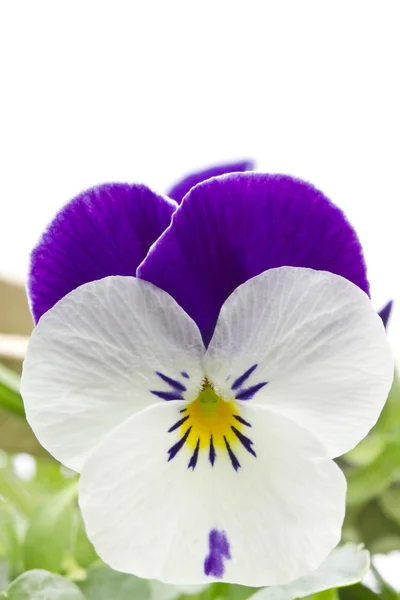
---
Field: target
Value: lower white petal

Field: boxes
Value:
[21,276,204,472]
[79,401,346,586]
[205,267,394,458]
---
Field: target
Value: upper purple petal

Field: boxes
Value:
[166,159,255,204]
[139,173,369,345]
[29,183,176,323]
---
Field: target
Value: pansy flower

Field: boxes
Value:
[21,163,393,587]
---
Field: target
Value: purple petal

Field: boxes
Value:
[29,183,176,323]
[166,159,255,204]
[379,300,393,329]
[139,173,369,345]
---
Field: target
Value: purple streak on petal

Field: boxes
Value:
[235,382,268,400]
[231,364,258,391]
[209,436,216,466]
[166,160,255,204]
[379,300,393,329]
[139,173,369,345]
[156,371,187,392]
[204,529,231,578]
[233,414,252,428]
[224,437,240,471]
[181,371,190,379]
[150,390,184,401]
[231,426,256,457]
[168,427,192,461]
[168,415,189,432]
[29,183,176,323]
[188,438,200,470]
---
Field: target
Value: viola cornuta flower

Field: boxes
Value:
[21,163,393,586]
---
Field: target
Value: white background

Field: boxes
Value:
[1,0,400,587]
[1,2,399,314]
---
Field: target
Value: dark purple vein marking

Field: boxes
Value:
[204,529,231,577]
[231,364,258,390]
[168,427,192,461]
[235,381,268,400]
[180,408,187,413]
[233,414,252,427]
[151,390,184,401]
[209,436,216,466]
[188,438,200,470]
[224,437,240,471]
[181,371,190,379]
[168,415,189,432]
[231,426,256,457]
[156,371,187,392]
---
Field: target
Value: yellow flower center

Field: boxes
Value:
[183,379,243,450]
[167,378,256,471]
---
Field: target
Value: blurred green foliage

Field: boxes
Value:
[0,361,399,599]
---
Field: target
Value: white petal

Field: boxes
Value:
[249,544,370,600]
[79,401,346,586]
[204,267,394,458]
[21,276,204,472]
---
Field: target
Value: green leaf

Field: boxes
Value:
[0,561,9,594]
[346,443,400,507]
[339,583,380,600]
[0,364,24,418]
[354,500,400,554]
[344,434,385,467]
[23,483,78,573]
[374,369,400,442]
[0,569,85,599]
[0,503,21,577]
[341,506,362,546]
[0,362,50,457]
[0,411,49,457]
[380,488,400,527]
[308,590,339,600]
[345,370,400,469]
[0,463,34,516]
[29,459,76,495]
[203,582,258,600]
[79,563,150,599]
[72,512,98,569]
[0,363,49,456]
[148,580,208,600]
[247,545,370,600]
